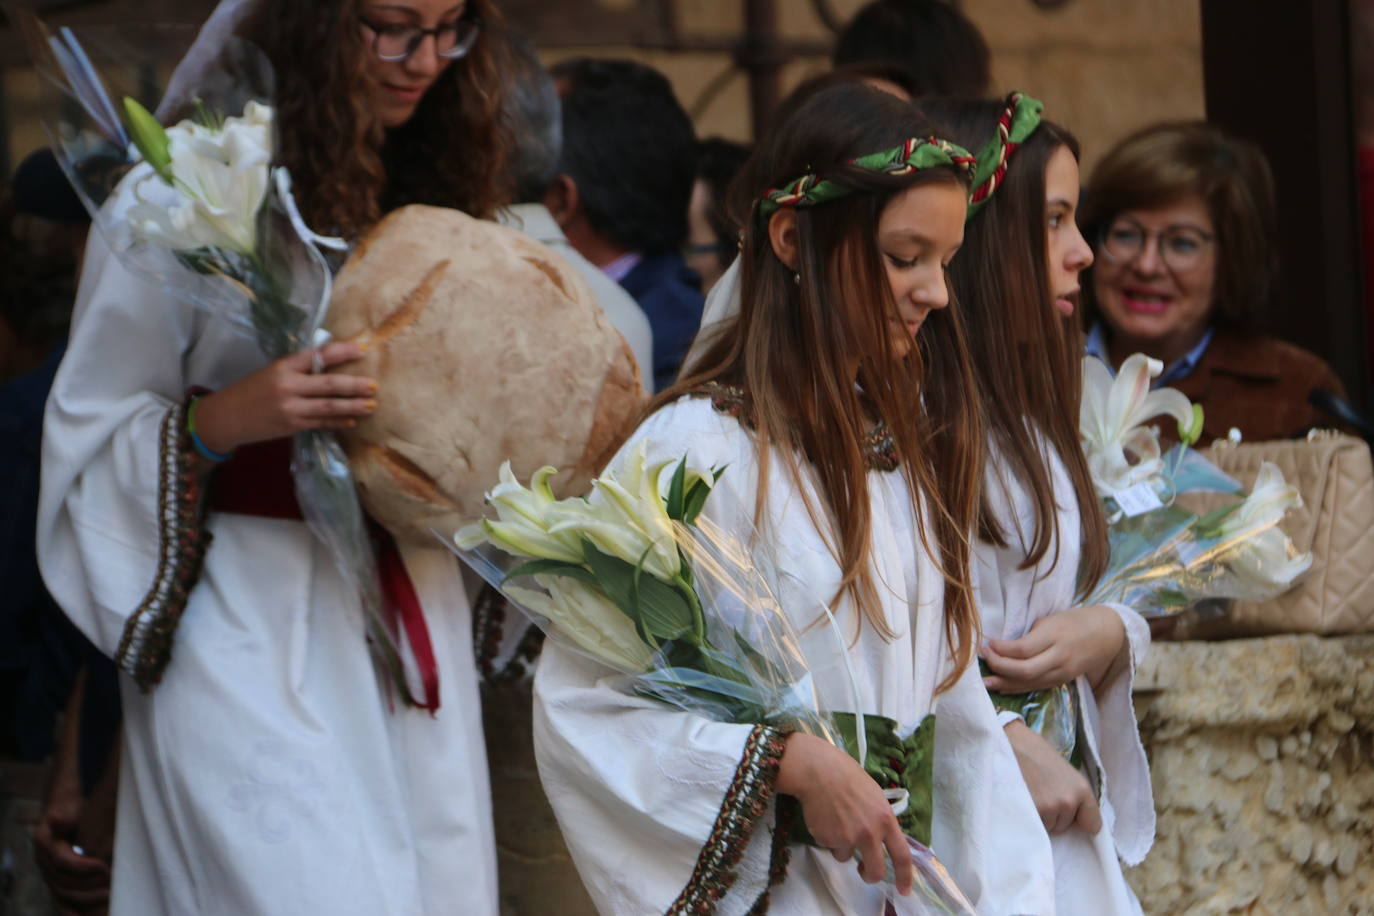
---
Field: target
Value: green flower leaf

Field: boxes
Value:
[581,540,640,620]
[666,456,688,521]
[630,547,696,642]
[682,478,714,525]
[503,558,596,584]
[733,630,784,682]
[122,97,172,182]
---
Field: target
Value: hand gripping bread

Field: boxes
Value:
[325,205,645,544]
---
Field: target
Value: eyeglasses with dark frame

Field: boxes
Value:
[360,8,482,63]
[1097,217,1215,272]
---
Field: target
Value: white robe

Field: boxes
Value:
[37,217,498,914]
[533,396,1055,915]
[974,442,1156,916]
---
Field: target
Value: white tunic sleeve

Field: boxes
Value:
[1086,602,1154,865]
[932,661,1057,915]
[37,227,257,686]
[531,398,789,915]
[976,442,1156,866]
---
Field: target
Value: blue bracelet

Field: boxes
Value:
[186,396,234,463]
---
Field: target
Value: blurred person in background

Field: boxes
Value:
[545,57,702,391]
[1081,122,1347,445]
[2,148,119,916]
[497,36,654,390]
[684,137,751,294]
[833,0,991,98]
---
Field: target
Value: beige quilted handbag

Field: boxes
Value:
[1175,432,1374,637]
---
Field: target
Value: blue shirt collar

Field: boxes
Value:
[1084,323,1215,387]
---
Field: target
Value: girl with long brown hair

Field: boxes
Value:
[920,94,1155,915]
[38,1,511,911]
[532,83,1054,915]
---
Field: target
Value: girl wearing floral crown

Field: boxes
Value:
[532,82,1054,914]
[920,93,1154,914]
[37,1,510,912]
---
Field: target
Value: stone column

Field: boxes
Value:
[1129,635,1374,914]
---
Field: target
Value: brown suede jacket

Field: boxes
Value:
[1164,330,1347,445]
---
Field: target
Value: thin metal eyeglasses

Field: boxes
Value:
[1098,218,1215,272]
[360,10,482,62]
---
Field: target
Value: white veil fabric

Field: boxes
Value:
[682,253,742,373]
[155,0,260,120]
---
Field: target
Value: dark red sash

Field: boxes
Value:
[209,438,441,712]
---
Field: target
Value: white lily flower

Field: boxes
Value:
[127,101,274,255]
[598,453,681,573]
[548,499,680,581]
[549,442,682,580]
[504,579,653,672]
[453,521,487,550]
[1213,462,1312,592]
[1080,353,1197,496]
[466,463,584,563]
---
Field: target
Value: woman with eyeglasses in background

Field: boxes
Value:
[1080,121,1346,445]
[37,2,511,912]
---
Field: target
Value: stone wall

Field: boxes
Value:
[1129,635,1374,915]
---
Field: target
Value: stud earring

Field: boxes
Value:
[793,271,801,285]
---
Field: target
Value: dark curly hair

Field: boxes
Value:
[240,0,514,238]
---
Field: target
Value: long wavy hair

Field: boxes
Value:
[668,85,984,692]
[918,98,1107,598]
[240,0,514,238]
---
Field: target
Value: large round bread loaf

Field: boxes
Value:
[325,205,645,544]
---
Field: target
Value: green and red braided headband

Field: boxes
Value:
[756,136,977,220]
[754,92,1043,222]
[967,91,1044,215]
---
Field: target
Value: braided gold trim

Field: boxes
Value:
[114,399,215,690]
[666,725,789,915]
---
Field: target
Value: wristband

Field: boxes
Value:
[186,395,235,463]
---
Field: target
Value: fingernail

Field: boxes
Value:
[368,381,378,394]
[346,419,358,428]
[364,399,377,411]
[357,340,370,354]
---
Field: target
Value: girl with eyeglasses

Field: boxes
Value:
[37,1,512,912]
[921,93,1154,916]
[1081,121,1347,445]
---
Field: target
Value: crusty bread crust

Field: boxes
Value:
[326,205,645,544]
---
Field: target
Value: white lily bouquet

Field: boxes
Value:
[454,444,837,730]
[452,444,976,915]
[1080,353,1312,616]
[21,16,422,704]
